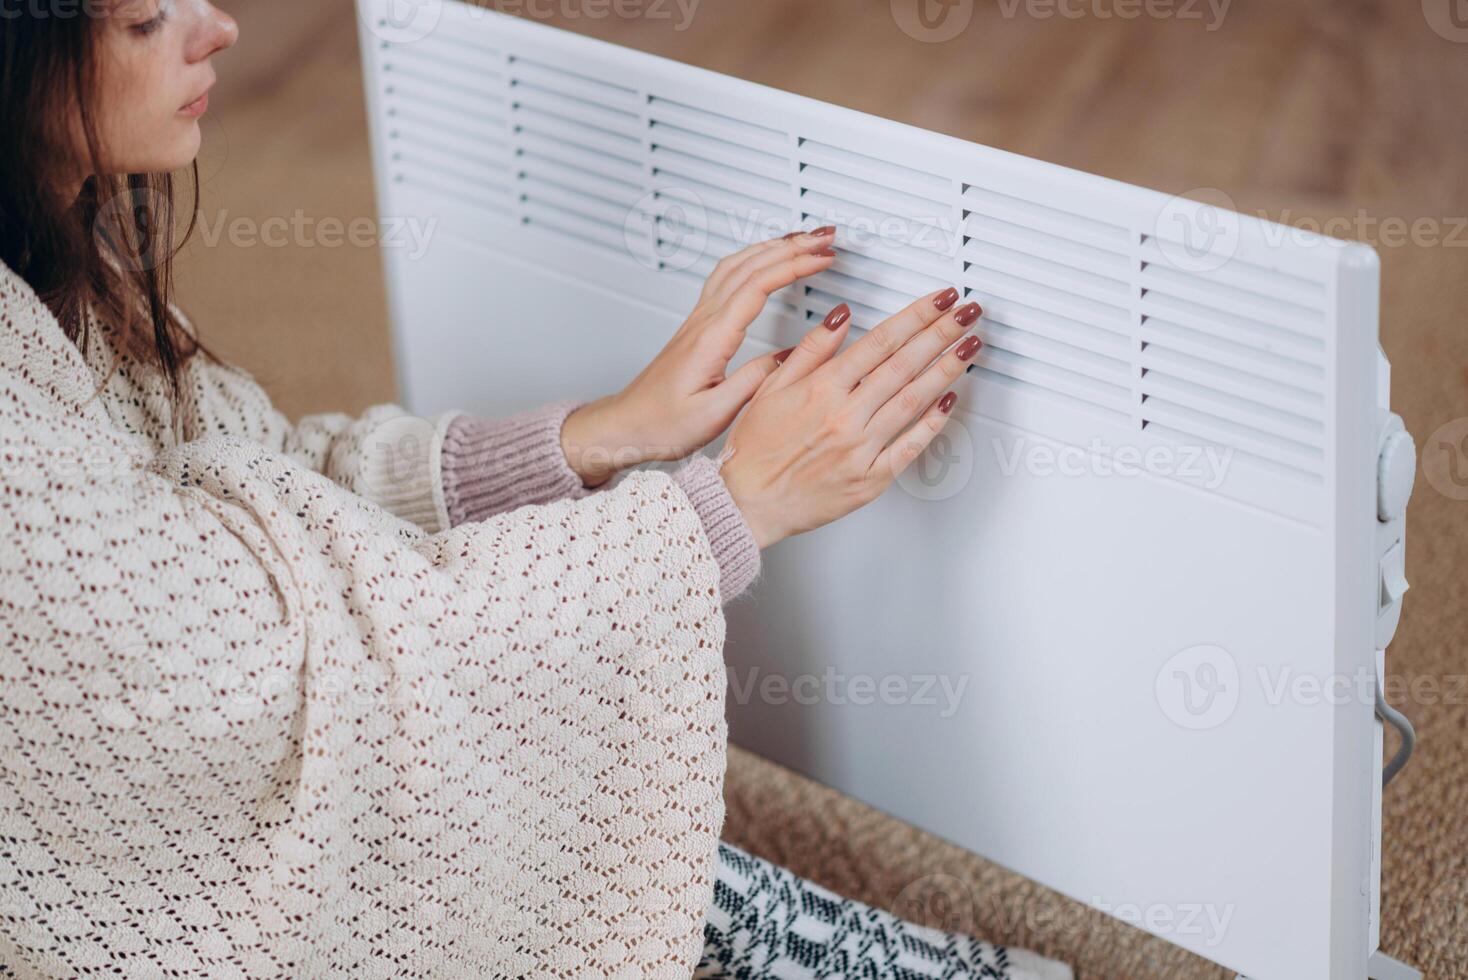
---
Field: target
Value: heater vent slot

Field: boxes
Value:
[646,96,795,250]
[379,37,512,215]
[508,55,644,242]
[793,137,957,327]
[1135,245,1330,479]
[957,182,1133,427]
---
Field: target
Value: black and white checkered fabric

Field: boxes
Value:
[696,843,1014,980]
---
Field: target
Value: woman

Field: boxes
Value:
[0,2,1071,978]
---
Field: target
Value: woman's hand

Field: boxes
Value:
[720,288,984,549]
[560,228,838,487]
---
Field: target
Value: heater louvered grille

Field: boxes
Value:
[1134,239,1328,478]
[379,34,513,215]
[367,5,1343,506]
[507,57,643,252]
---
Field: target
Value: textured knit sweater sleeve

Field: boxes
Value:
[0,265,727,979]
[441,407,762,602]
[171,321,762,602]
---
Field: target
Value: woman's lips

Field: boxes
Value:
[180,91,210,118]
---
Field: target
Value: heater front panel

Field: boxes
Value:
[357,6,1383,978]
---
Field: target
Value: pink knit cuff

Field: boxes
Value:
[441,400,595,525]
[672,454,761,603]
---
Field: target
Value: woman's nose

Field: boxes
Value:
[190,1,240,61]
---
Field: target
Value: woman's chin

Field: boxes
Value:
[155,123,203,173]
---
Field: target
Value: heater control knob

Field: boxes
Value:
[1377,415,1416,523]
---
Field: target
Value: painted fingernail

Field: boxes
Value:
[774,347,794,365]
[956,336,983,361]
[815,246,838,258]
[934,287,960,312]
[780,231,800,240]
[939,392,958,414]
[954,302,982,327]
[823,303,851,330]
[810,225,836,237]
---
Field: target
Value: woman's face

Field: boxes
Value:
[84,0,239,176]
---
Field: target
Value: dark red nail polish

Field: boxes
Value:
[934,287,960,312]
[956,336,983,361]
[954,302,982,327]
[815,246,838,258]
[780,231,800,240]
[810,225,836,237]
[939,392,958,414]
[823,304,851,330]
[774,347,794,365]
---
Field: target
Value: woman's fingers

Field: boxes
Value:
[759,303,853,396]
[866,333,981,443]
[851,301,982,417]
[702,228,834,305]
[719,247,839,327]
[699,347,788,426]
[873,391,960,485]
[818,287,962,390]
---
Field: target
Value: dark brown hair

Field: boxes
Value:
[0,3,207,393]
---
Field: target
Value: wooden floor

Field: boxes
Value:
[181,2,1468,977]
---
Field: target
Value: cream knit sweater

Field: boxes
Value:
[0,260,733,979]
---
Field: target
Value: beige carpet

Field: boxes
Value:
[180,2,1467,977]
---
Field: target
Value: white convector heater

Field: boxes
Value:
[353,4,1420,978]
